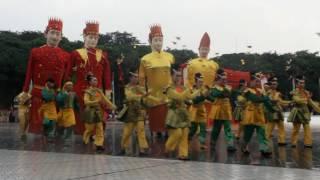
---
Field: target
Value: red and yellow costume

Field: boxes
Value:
[22,18,69,134]
[69,22,112,134]
[187,33,219,128]
[139,24,174,132]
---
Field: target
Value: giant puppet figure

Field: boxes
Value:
[138,24,175,132]
[22,18,69,134]
[70,21,112,134]
[187,33,219,128]
[187,32,219,88]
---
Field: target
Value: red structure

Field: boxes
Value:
[180,64,250,89]
[224,68,250,88]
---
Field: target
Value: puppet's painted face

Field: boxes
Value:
[45,29,62,47]
[150,36,163,52]
[84,34,99,48]
[199,47,210,58]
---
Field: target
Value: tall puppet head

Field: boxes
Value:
[45,17,63,47]
[149,24,163,52]
[198,32,210,58]
[83,21,99,49]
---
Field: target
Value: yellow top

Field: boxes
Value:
[241,88,266,126]
[166,86,194,101]
[84,87,116,110]
[125,85,162,108]
[165,86,198,108]
[268,89,291,106]
[187,58,219,87]
[208,85,233,120]
[125,85,145,102]
[124,85,147,121]
[189,86,208,122]
[139,51,174,105]
[290,88,320,113]
[290,88,309,105]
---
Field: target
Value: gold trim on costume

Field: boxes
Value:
[76,48,103,65]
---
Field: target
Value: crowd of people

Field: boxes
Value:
[15,18,320,160]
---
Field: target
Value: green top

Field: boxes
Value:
[244,89,274,112]
[41,87,55,102]
[56,91,79,110]
[193,85,231,104]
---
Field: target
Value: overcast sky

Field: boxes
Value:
[1,0,320,56]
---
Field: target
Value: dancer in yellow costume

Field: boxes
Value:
[287,76,320,148]
[188,73,208,149]
[82,74,116,153]
[39,78,58,140]
[193,69,236,151]
[265,77,291,146]
[16,92,32,140]
[119,72,149,156]
[56,81,79,141]
[164,70,196,160]
[241,73,274,157]
[233,79,247,140]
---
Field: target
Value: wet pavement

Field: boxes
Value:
[2,149,320,180]
[1,118,320,171]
